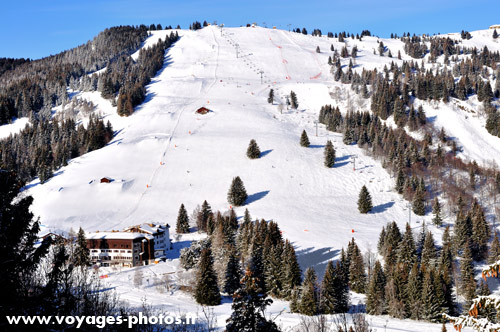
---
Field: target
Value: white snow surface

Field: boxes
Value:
[24,26,500,331]
[0,117,29,139]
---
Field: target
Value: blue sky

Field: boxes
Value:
[0,0,497,59]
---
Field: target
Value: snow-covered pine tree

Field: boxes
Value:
[357,185,373,213]
[176,203,190,233]
[226,267,280,332]
[195,248,221,305]
[246,139,261,159]
[324,140,336,167]
[300,130,310,147]
[443,259,500,331]
[227,176,248,206]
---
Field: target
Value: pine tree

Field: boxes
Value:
[0,171,52,319]
[471,201,490,261]
[366,260,386,315]
[421,268,441,321]
[246,139,261,159]
[290,91,298,109]
[197,200,212,232]
[249,239,266,293]
[488,232,500,264]
[324,140,336,167]
[224,249,242,295]
[357,185,373,213]
[460,242,476,312]
[493,29,498,39]
[176,203,190,233]
[289,287,300,313]
[397,223,417,268]
[195,248,221,305]
[281,240,302,299]
[412,187,426,216]
[265,243,284,298]
[349,243,366,293]
[405,262,422,320]
[454,210,472,253]
[74,227,90,267]
[395,168,406,194]
[299,267,319,315]
[267,89,274,104]
[227,176,248,206]
[300,130,310,147]
[432,198,443,226]
[377,226,386,254]
[421,231,437,269]
[321,261,349,314]
[226,268,280,332]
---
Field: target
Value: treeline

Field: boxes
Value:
[366,213,496,322]
[113,32,179,116]
[0,114,113,182]
[180,203,365,318]
[180,205,302,304]
[0,25,152,124]
[0,57,30,77]
[292,27,372,42]
[319,107,500,222]
[330,58,499,138]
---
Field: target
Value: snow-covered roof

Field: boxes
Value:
[123,223,169,235]
[86,232,153,240]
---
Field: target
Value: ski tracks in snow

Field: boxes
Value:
[122,29,222,224]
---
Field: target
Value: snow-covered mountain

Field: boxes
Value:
[9,25,500,331]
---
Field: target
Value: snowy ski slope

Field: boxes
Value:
[11,25,500,331]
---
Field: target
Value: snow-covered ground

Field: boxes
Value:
[0,117,29,139]
[23,25,500,331]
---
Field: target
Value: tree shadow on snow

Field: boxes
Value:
[260,149,273,158]
[371,201,395,214]
[245,190,270,205]
[309,144,325,149]
[336,155,352,162]
[296,247,340,279]
[333,161,349,168]
[165,240,192,260]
